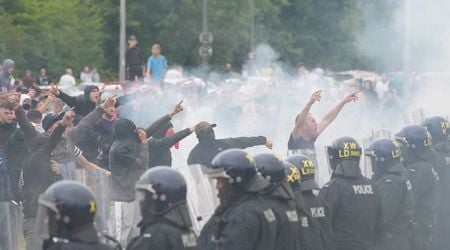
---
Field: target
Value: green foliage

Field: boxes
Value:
[0,0,108,79]
[0,0,401,80]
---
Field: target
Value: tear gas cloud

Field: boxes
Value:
[120,0,450,186]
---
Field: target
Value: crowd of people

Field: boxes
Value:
[0,48,448,250]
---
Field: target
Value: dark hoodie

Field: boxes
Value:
[0,59,14,91]
[22,125,65,218]
[187,129,267,168]
[57,85,99,117]
[127,203,199,250]
[57,85,100,162]
[109,119,148,202]
[147,121,192,168]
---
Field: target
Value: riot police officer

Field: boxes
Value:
[423,117,450,250]
[365,138,414,250]
[395,125,439,250]
[254,153,301,250]
[286,155,335,250]
[199,149,277,250]
[127,166,199,250]
[319,136,382,250]
[35,180,119,250]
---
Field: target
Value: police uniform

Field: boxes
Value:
[372,163,414,250]
[199,149,278,250]
[423,117,450,250]
[128,167,200,250]
[430,144,450,250]
[201,194,278,250]
[319,136,382,250]
[396,125,439,250]
[255,153,302,250]
[43,227,116,250]
[127,216,199,250]
[366,138,414,250]
[286,155,334,250]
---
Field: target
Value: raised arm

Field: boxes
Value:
[42,112,75,154]
[148,127,193,150]
[37,95,56,114]
[223,136,273,150]
[317,91,359,136]
[10,94,38,142]
[145,101,184,137]
[292,90,321,139]
[50,84,78,108]
[68,96,116,145]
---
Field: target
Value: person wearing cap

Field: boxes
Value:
[126,35,144,81]
[187,121,273,168]
[395,125,439,250]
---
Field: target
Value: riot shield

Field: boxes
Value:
[0,202,18,250]
[361,137,374,178]
[403,108,428,125]
[174,164,218,235]
[71,169,111,234]
[361,130,392,178]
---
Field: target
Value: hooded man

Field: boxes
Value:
[187,121,273,168]
[20,94,32,111]
[109,118,149,246]
[147,120,196,168]
[51,84,100,117]
[51,84,101,161]
[0,59,15,92]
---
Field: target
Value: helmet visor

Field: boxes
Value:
[35,194,59,240]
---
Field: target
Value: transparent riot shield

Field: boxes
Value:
[0,202,18,250]
[71,169,111,234]
[360,130,392,178]
[403,108,428,125]
[371,129,391,140]
[174,164,218,235]
[361,137,374,178]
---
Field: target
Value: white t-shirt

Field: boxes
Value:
[59,74,76,87]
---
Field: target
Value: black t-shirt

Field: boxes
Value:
[288,134,316,150]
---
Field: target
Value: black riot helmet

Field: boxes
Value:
[136,166,187,216]
[254,153,286,186]
[283,161,301,191]
[209,149,270,194]
[326,136,362,171]
[36,181,97,239]
[365,138,402,173]
[395,125,433,161]
[286,154,319,191]
[423,116,449,145]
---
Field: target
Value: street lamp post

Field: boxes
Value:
[119,0,126,82]
[199,0,212,91]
